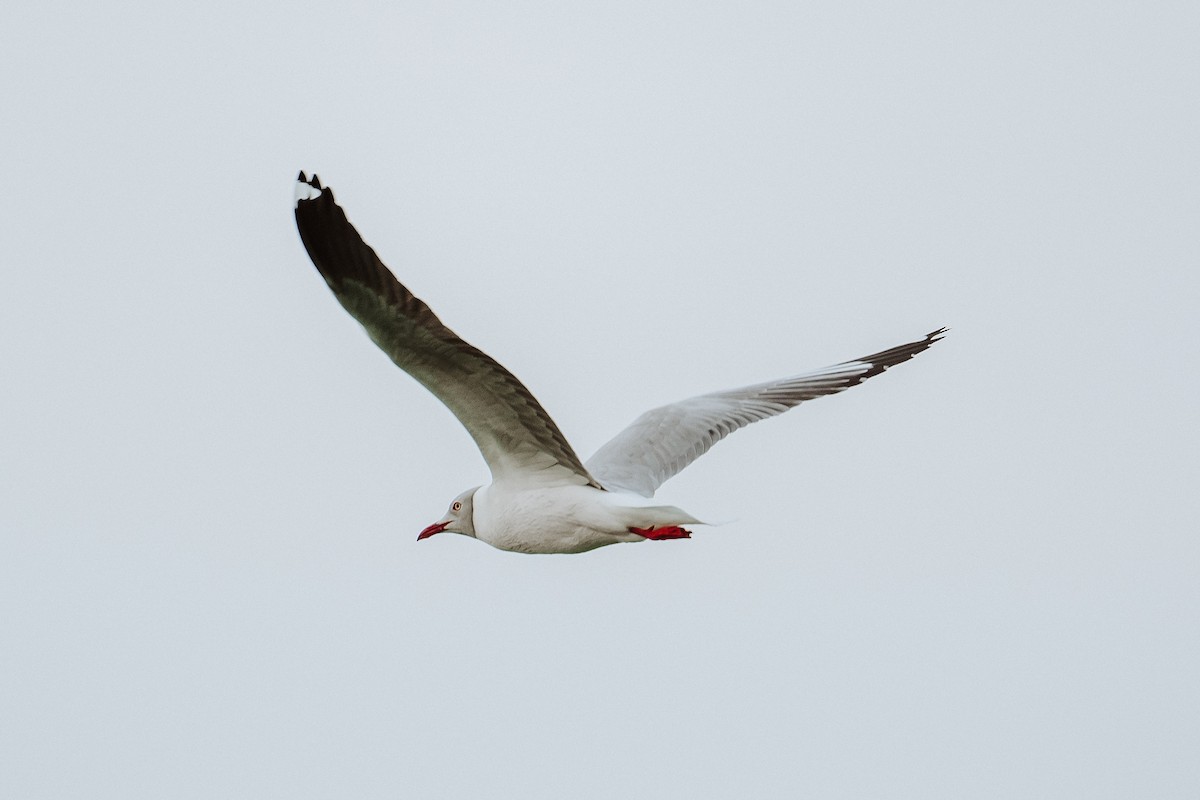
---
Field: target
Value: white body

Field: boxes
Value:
[471,483,699,554]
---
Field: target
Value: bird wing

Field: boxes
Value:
[585,329,945,497]
[294,172,600,489]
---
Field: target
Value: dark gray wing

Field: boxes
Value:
[294,172,599,489]
[585,329,945,497]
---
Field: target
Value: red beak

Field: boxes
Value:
[417,521,449,540]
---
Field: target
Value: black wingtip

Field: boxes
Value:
[836,326,947,383]
[294,171,336,207]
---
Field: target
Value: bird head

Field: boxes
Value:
[417,487,478,540]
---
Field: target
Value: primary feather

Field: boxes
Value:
[585,329,946,497]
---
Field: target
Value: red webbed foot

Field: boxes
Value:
[629,525,692,540]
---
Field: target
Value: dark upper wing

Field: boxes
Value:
[585,329,945,497]
[294,172,599,489]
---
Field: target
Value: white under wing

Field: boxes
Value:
[585,330,944,497]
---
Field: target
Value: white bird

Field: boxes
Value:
[294,172,944,554]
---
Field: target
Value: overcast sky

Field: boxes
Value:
[2,2,1197,798]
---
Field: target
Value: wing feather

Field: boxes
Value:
[585,329,946,496]
[294,172,599,489]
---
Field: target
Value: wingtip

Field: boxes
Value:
[294,171,325,207]
[927,326,949,342]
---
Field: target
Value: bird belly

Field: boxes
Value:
[486,523,637,555]
[472,484,678,555]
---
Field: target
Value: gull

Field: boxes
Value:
[294,172,944,554]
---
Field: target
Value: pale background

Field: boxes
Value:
[2,2,1197,798]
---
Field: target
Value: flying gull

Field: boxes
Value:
[294,172,944,554]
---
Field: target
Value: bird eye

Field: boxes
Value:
[452,501,462,511]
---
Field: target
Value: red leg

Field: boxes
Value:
[629,525,692,540]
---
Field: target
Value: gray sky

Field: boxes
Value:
[2,2,1197,797]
